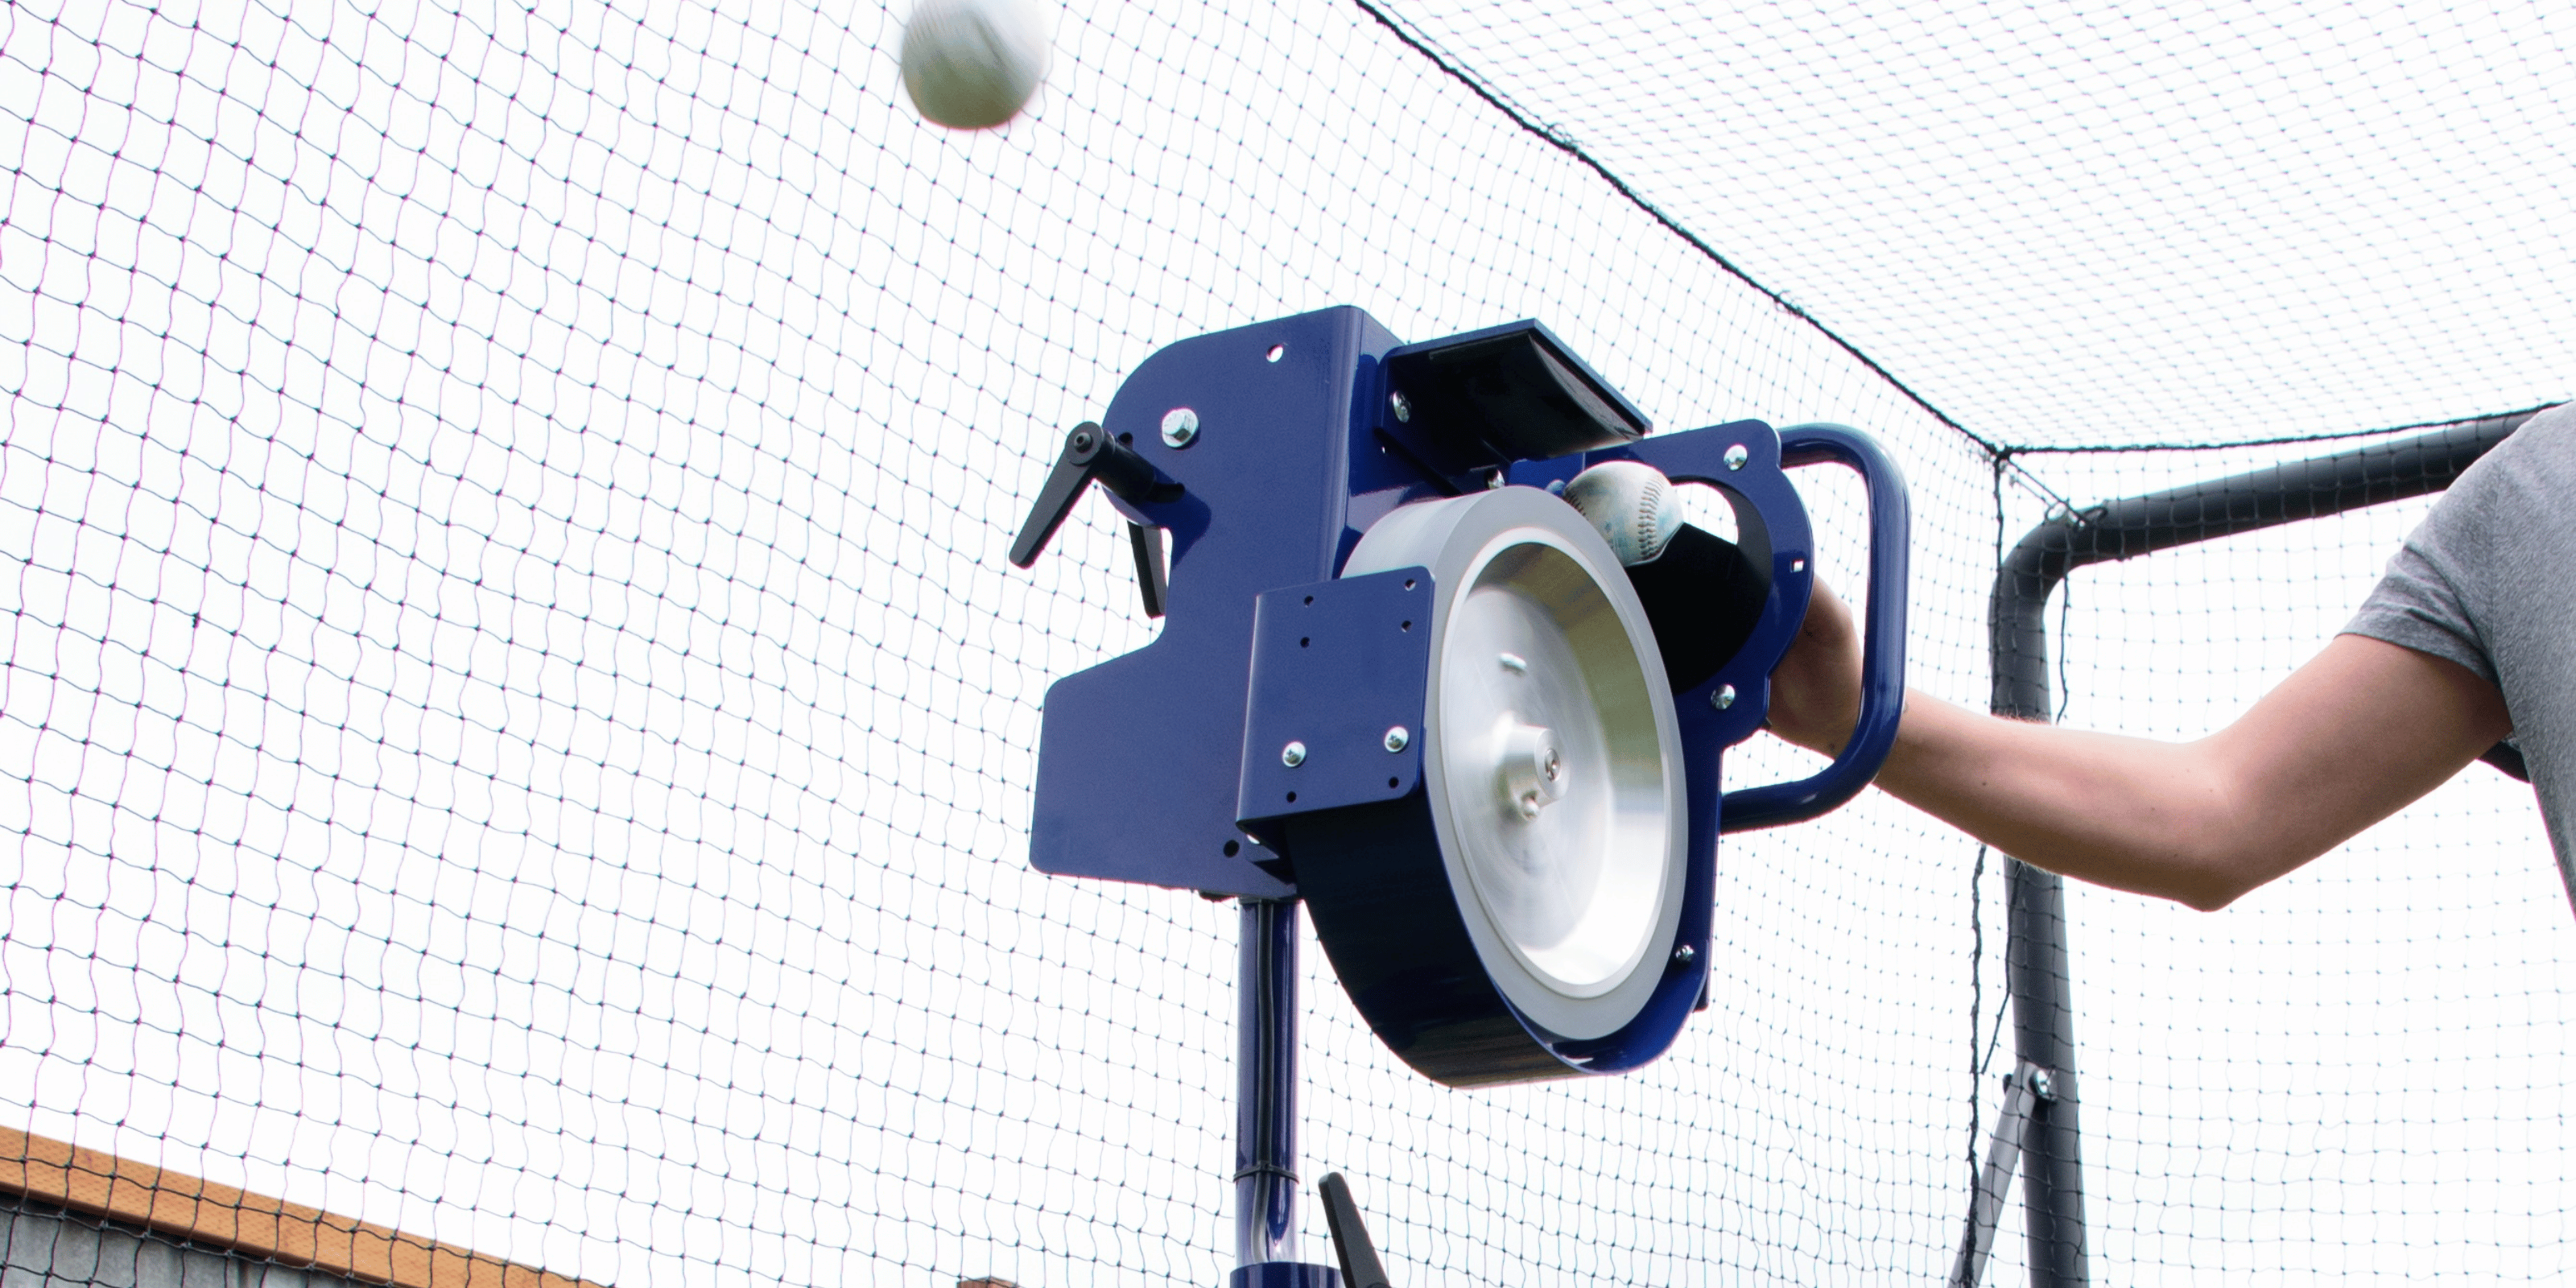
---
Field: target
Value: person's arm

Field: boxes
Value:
[1767,584,2512,910]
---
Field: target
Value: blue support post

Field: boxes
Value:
[1232,898,1340,1288]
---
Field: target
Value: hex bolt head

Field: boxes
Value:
[1281,741,1307,768]
[1724,443,1750,471]
[1712,683,1737,710]
[2030,1069,2054,1100]
[1161,407,1201,448]
[1389,390,1413,423]
[1673,943,1697,964]
[1383,726,1410,753]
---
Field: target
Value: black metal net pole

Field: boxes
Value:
[1989,520,2090,1288]
[1979,407,2530,1288]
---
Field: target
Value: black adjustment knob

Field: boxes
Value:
[1009,422,1181,569]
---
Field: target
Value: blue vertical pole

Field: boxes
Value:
[1230,898,1340,1287]
[1236,898,1305,1273]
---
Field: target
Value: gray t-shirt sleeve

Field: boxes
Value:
[2346,530,2498,688]
[2341,401,2576,906]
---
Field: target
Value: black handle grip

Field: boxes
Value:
[1009,422,1179,568]
[1319,1172,1394,1288]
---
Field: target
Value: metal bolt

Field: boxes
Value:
[1673,943,1697,964]
[1161,407,1200,448]
[1711,683,1737,710]
[1724,443,1749,471]
[1389,390,1413,423]
[2029,1069,2054,1100]
[1383,726,1410,753]
[1071,427,1096,451]
[1281,741,1307,768]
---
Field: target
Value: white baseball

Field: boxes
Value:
[900,0,1052,131]
[1560,460,1682,566]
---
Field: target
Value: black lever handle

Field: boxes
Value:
[1319,1173,1394,1288]
[1127,520,1168,618]
[1009,422,1179,569]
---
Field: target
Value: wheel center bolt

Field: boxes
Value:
[1494,717,1569,820]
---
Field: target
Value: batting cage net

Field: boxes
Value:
[1,2,2567,1286]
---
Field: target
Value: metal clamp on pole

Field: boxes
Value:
[1951,1060,2070,1288]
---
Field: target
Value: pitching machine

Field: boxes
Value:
[1009,307,1909,1287]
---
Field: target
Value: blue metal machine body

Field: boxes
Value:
[1028,307,1422,898]
[1030,305,1908,903]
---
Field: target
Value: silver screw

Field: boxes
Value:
[2030,1069,2055,1100]
[1389,390,1413,423]
[1724,443,1749,471]
[1161,407,1200,448]
[1711,683,1737,710]
[1383,726,1410,753]
[1281,741,1307,768]
[1674,943,1697,964]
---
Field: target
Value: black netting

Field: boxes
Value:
[1,1,2562,1286]
[1359,1,2576,449]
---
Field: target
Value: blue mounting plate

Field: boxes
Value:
[1236,568,1433,835]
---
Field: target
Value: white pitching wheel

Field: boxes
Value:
[1342,486,1687,1040]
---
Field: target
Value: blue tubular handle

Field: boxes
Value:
[1719,423,1911,832]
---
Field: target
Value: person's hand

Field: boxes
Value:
[1764,579,1864,756]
